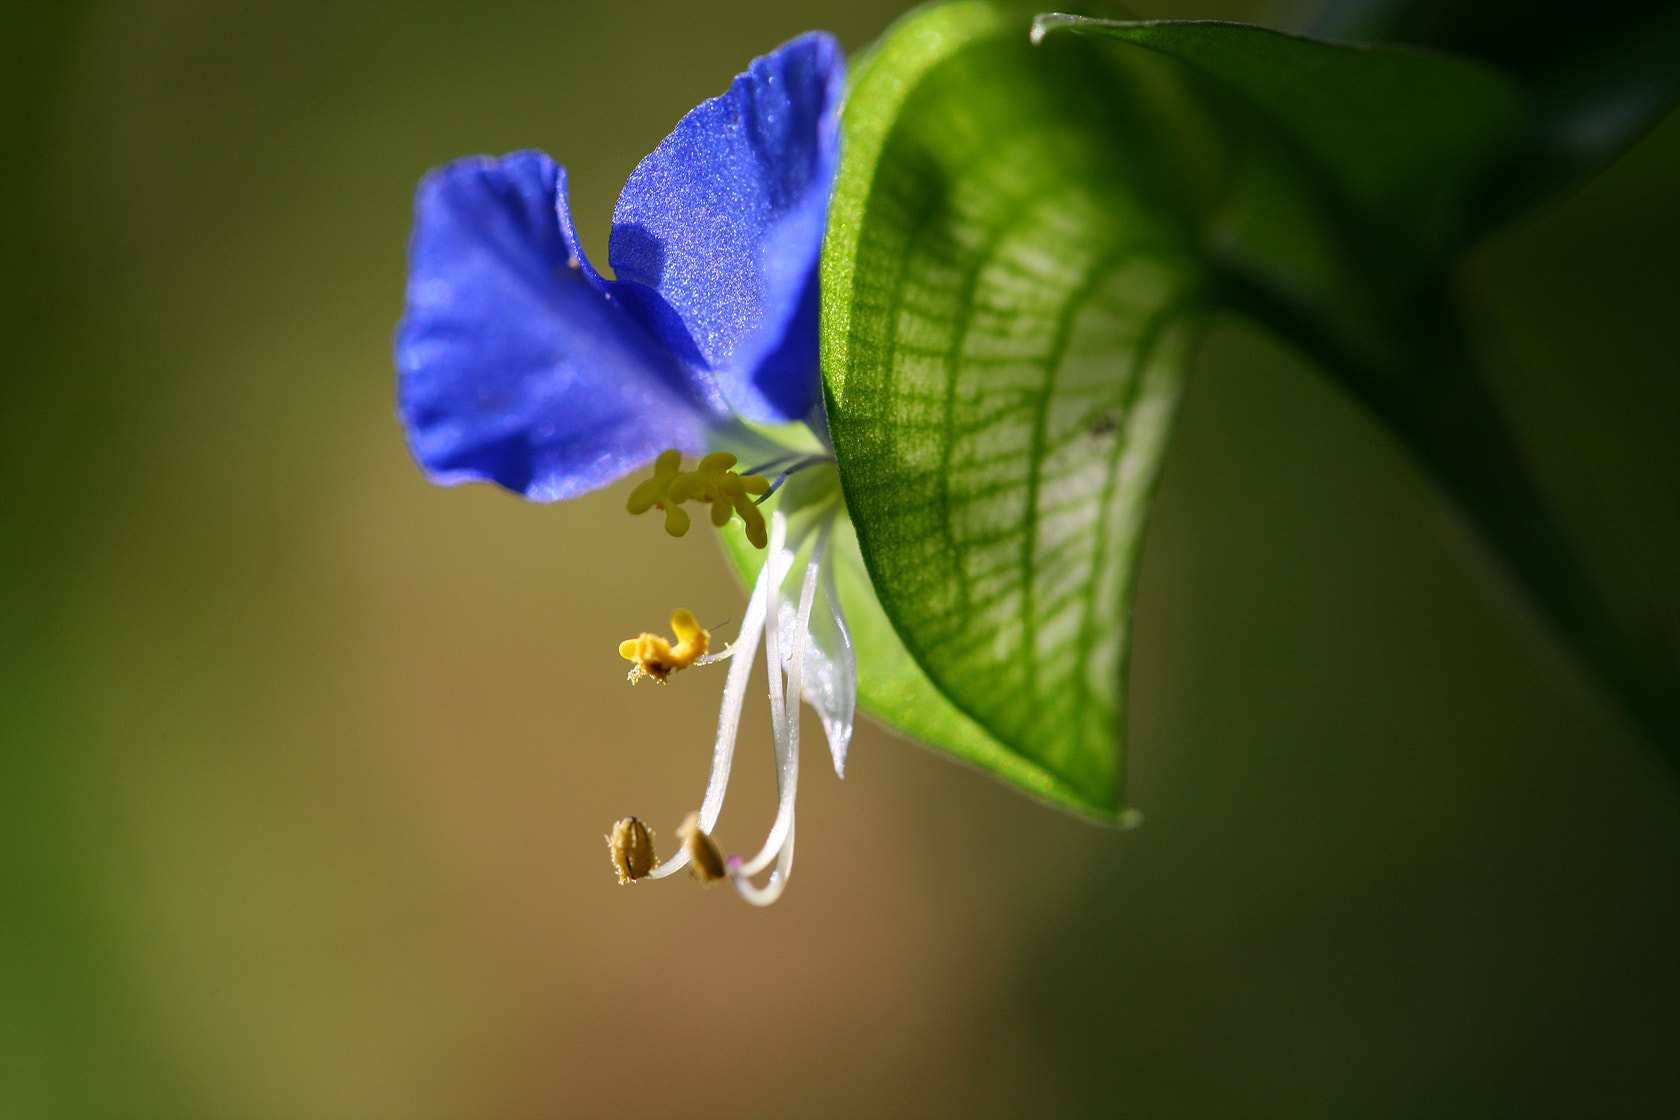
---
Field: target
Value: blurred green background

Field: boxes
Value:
[3,2,1675,1116]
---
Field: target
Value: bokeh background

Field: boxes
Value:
[4,2,1676,1117]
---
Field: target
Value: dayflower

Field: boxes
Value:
[395,33,852,904]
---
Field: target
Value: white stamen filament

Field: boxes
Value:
[636,498,841,904]
[645,511,788,880]
[761,511,791,845]
[729,516,830,905]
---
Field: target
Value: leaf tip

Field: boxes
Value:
[1028,13,1077,46]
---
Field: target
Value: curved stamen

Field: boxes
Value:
[733,515,830,887]
[644,510,789,880]
[760,511,790,836]
[727,822,794,906]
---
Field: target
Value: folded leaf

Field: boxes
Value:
[1037,12,1680,754]
[1033,15,1525,265]
[1306,0,1680,234]
[819,2,1210,818]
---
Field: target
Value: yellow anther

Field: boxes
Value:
[677,812,727,884]
[698,449,743,476]
[619,608,710,684]
[663,502,691,537]
[626,449,693,537]
[711,494,735,528]
[731,483,769,549]
[627,449,770,548]
[626,449,682,515]
[606,816,659,884]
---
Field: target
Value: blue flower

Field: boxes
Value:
[396,33,852,904]
[397,32,842,500]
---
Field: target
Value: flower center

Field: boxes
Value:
[626,449,770,548]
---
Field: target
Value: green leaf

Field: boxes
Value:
[1033,15,1526,265]
[1036,13,1680,754]
[717,481,1130,821]
[819,2,1209,818]
[1024,15,1535,423]
[809,0,1676,804]
[1306,0,1680,234]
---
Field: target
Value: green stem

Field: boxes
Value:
[1228,274,1680,765]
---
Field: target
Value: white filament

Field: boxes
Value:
[644,512,787,880]
[813,536,855,778]
[728,821,794,907]
[731,518,829,903]
[761,509,790,845]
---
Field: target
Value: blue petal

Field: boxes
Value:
[396,151,727,502]
[608,32,844,424]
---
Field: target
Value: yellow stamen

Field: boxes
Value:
[677,812,727,884]
[663,502,691,537]
[618,608,710,684]
[625,449,682,515]
[626,449,769,548]
[606,816,659,884]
